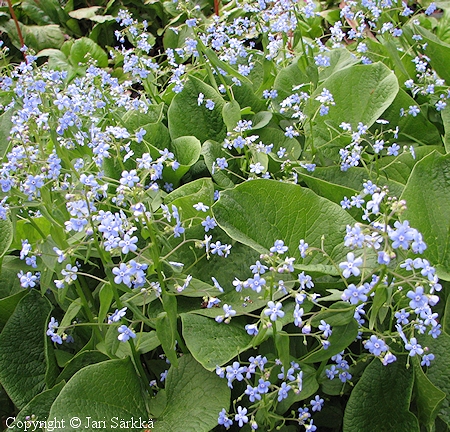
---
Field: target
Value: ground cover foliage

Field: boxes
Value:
[0,0,450,430]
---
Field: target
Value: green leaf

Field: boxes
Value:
[8,382,66,432]
[302,319,359,363]
[318,48,359,82]
[213,179,357,275]
[222,100,241,132]
[154,355,230,432]
[401,152,450,280]
[375,146,444,185]
[0,290,28,332]
[36,48,75,77]
[69,6,114,23]
[0,217,13,258]
[0,110,13,160]
[115,331,160,359]
[0,290,52,409]
[379,88,441,145]
[418,332,450,426]
[411,25,450,84]
[156,294,178,367]
[343,358,419,432]
[49,358,148,431]
[273,59,310,109]
[98,283,113,325]
[276,363,319,414]
[11,217,53,250]
[164,135,202,185]
[251,111,273,130]
[58,298,82,330]
[10,23,65,51]
[168,76,226,143]
[310,302,355,327]
[123,103,164,129]
[68,6,102,19]
[181,314,252,371]
[0,256,23,298]
[201,140,236,188]
[306,62,399,151]
[297,165,405,199]
[259,127,302,160]
[164,178,214,223]
[295,168,359,217]
[274,330,290,371]
[413,357,446,429]
[70,37,108,68]
[441,104,450,153]
[56,351,109,384]
[369,285,388,330]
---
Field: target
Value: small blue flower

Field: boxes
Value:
[235,406,248,427]
[405,337,423,356]
[364,335,388,356]
[310,395,324,412]
[278,382,291,401]
[245,385,261,402]
[264,301,285,321]
[245,324,259,336]
[108,307,128,324]
[270,240,288,254]
[318,320,332,338]
[117,325,136,342]
[218,409,233,428]
[339,252,363,278]
[421,353,435,366]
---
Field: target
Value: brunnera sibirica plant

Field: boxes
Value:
[0,0,449,430]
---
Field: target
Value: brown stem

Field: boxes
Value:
[6,0,27,61]
[214,0,220,16]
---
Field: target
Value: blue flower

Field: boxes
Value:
[318,320,332,338]
[235,406,248,427]
[108,307,127,324]
[406,286,428,311]
[298,239,309,258]
[112,263,131,286]
[310,395,324,412]
[225,362,246,387]
[117,325,136,342]
[341,283,368,304]
[421,353,435,366]
[364,335,388,356]
[201,216,217,232]
[18,271,38,288]
[339,252,363,278]
[270,240,288,254]
[247,274,266,293]
[388,220,415,249]
[278,382,291,401]
[205,99,215,110]
[218,409,233,428]
[245,385,261,402]
[118,234,138,254]
[264,301,284,321]
[245,324,259,336]
[257,378,271,394]
[405,337,423,356]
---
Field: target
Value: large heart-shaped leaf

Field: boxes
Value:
[213,179,357,275]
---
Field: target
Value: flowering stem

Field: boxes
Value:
[74,279,103,340]
[6,0,26,61]
[129,338,148,381]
